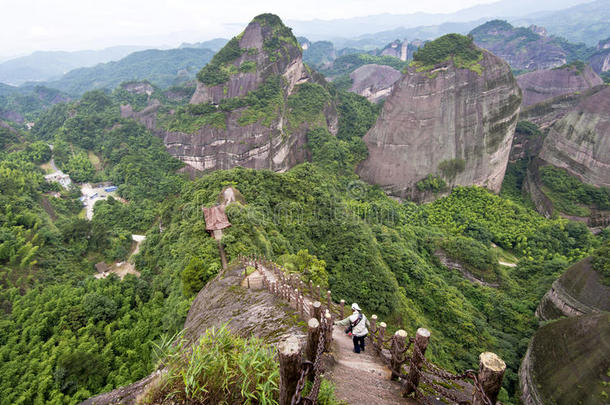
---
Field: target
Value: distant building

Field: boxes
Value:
[95,262,109,274]
[44,171,72,189]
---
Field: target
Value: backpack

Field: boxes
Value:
[345,312,363,334]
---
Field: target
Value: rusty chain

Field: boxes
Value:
[290,361,313,405]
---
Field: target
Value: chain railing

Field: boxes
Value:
[238,255,506,405]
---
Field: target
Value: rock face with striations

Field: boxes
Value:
[536,256,610,321]
[517,63,603,107]
[589,37,610,74]
[539,86,610,188]
[348,64,402,103]
[519,312,610,405]
[159,14,337,173]
[357,35,521,201]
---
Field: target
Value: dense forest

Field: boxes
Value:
[0,62,607,405]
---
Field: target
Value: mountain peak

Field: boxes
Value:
[192,13,302,104]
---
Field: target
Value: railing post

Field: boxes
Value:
[305,318,320,382]
[326,290,332,310]
[278,336,301,405]
[404,328,430,395]
[309,280,313,293]
[324,310,333,352]
[378,322,387,351]
[473,352,506,405]
[316,285,321,301]
[299,295,305,317]
[339,299,345,319]
[370,314,377,333]
[390,330,408,380]
[312,301,322,322]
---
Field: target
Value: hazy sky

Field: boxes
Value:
[2,0,502,56]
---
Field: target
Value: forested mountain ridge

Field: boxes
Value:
[43,48,216,96]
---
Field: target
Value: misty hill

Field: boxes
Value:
[0,85,70,123]
[179,38,229,51]
[0,46,145,85]
[287,0,587,40]
[469,20,594,72]
[514,0,610,46]
[43,48,216,95]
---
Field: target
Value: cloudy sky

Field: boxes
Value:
[2,0,504,57]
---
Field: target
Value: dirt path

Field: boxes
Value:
[250,262,414,405]
[327,326,415,405]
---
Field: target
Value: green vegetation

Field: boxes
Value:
[0,89,193,404]
[591,242,610,286]
[144,325,279,404]
[500,121,544,205]
[237,75,284,127]
[319,53,408,78]
[469,20,596,65]
[48,48,215,95]
[254,13,300,54]
[416,174,447,192]
[553,60,587,73]
[0,37,605,405]
[539,165,610,216]
[196,37,243,86]
[239,60,257,73]
[336,91,380,140]
[440,236,499,283]
[438,159,466,180]
[144,325,340,405]
[302,41,336,66]
[600,71,610,84]
[160,104,227,132]
[411,34,483,74]
[0,85,69,123]
[287,82,331,129]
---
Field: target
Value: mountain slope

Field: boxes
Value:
[0,46,145,85]
[145,14,339,173]
[44,48,215,95]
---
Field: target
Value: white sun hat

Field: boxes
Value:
[351,303,361,311]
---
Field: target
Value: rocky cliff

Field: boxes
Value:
[132,14,337,173]
[357,35,521,201]
[470,20,569,71]
[539,85,610,188]
[519,312,610,405]
[536,256,610,321]
[519,85,606,130]
[348,64,401,103]
[517,63,603,107]
[590,37,610,74]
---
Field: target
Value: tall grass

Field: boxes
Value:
[142,325,279,404]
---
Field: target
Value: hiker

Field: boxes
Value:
[334,303,369,353]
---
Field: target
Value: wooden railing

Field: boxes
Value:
[238,254,506,405]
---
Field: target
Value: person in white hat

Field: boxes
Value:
[334,303,370,353]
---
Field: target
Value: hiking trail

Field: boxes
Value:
[248,261,418,405]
